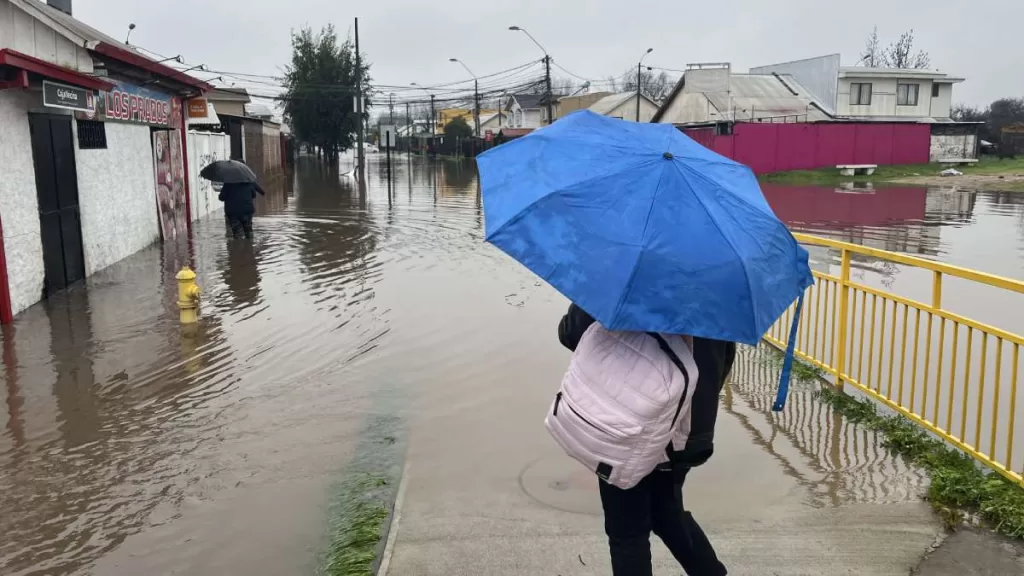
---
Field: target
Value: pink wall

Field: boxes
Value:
[681,122,931,174]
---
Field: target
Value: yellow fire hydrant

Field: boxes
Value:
[176,267,201,324]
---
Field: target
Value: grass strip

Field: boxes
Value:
[320,419,402,576]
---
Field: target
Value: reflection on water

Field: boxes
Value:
[2,161,1023,574]
[728,345,928,507]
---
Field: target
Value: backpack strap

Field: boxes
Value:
[647,333,691,427]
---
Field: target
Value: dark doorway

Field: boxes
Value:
[222,117,244,161]
[29,114,85,296]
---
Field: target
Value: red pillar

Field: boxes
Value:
[0,213,13,324]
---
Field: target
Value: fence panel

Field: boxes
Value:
[765,234,1024,486]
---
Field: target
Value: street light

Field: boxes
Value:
[411,83,436,136]
[509,25,553,124]
[637,48,653,122]
[450,58,480,136]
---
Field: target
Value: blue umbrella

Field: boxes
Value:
[478,111,814,409]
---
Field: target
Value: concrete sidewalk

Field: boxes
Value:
[381,342,946,575]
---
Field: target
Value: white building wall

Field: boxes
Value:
[75,122,160,276]
[187,131,230,221]
[0,90,44,315]
[0,0,94,72]
[931,83,953,119]
[930,134,978,161]
[607,97,659,122]
[838,76,935,118]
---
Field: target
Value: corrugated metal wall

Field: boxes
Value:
[751,54,840,114]
[682,122,932,174]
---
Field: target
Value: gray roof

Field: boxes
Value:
[656,73,832,125]
[509,93,547,110]
[586,92,656,116]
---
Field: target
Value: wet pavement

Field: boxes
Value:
[2,156,1024,575]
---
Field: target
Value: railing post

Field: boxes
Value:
[835,249,852,389]
[932,271,943,309]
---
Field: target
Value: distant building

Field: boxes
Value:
[557,92,613,118]
[750,54,964,123]
[504,94,552,129]
[585,92,659,122]
[204,87,251,160]
[436,107,498,136]
[653,63,832,125]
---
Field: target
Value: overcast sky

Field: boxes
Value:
[77,0,1020,108]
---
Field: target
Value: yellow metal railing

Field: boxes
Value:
[765,233,1024,487]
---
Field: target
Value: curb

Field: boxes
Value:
[376,456,412,576]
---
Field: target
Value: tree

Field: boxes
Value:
[860,26,884,67]
[622,68,676,103]
[281,25,372,163]
[443,116,473,139]
[951,104,988,123]
[859,27,931,69]
[884,29,930,69]
[987,97,1024,141]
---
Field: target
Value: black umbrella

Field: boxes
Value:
[200,160,258,184]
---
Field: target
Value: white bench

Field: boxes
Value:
[837,164,877,176]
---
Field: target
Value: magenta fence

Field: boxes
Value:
[682,123,931,175]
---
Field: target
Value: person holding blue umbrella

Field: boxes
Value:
[478,111,813,575]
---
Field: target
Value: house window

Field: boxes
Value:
[514,109,523,127]
[897,83,920,106]
[850,83,872,105]
[76,120,107,149]
[931,83,940,98]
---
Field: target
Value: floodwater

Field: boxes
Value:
[1,157,1022,574]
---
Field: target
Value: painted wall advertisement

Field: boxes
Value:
[97,80,176,127]
[152,130,188,241]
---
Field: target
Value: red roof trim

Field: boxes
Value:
[92,42,213,93]
[0,49,113,91]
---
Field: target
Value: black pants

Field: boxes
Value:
[599,467,726,576]
[227,214,253,239]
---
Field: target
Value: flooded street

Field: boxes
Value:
[1,156,1023,575]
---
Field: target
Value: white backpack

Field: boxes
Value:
[545,324,698,489]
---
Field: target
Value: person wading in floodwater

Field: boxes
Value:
[219,182,264,239]
[557,304,735,576]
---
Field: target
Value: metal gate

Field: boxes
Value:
[29,114,85,296]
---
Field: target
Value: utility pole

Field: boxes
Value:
[450,58,481,135]
[405,102,411,152]
[544,56,553,125]
[510,26,553,125]
[354,17,365,175]
[637,48,653,122]
[430,94,436,136]
[388,93,395,124]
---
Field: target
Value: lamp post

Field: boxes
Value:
[509,26,553,125]
[411,83,436,137]
[450,58,480,136]
[637,48,653,122]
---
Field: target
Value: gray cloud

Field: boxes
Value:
[78,0,1021,107]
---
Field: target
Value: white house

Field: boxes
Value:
[504,93,550,129]
[0,0,210,319]
[750,54,964,122]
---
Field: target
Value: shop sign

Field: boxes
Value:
[187,99,209,118]
[42,80,96,113]
[98,80,174,127]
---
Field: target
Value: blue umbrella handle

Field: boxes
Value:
[772,294,805,412]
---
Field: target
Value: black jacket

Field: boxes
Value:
[219,182,261,217]
[557,304,736,469]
